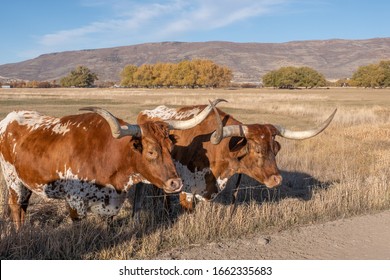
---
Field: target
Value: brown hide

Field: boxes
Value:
[138,105,283,200]
[1,112,180,191]
[0,110,182,228]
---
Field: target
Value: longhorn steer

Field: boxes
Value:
[0,104,216,229]
[137,103,336,210]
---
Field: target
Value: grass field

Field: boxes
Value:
[0,87,389,259]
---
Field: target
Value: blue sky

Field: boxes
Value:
[1,0,389,65]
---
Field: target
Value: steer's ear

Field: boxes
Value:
[229,136,248,159]
[132,138,143,153]
[169,134,179,145]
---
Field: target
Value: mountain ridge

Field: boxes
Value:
[1,38,389,83]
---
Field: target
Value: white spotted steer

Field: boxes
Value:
[0,105,216,229]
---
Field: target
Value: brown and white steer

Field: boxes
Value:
[0,105,216,229]
[137,103,336,209]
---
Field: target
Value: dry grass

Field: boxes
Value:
[0,87,389,259]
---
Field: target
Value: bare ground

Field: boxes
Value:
[156,210,390,260]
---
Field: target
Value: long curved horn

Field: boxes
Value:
[80,107,142,138]
[210,108,337,143]
[274,108,337,140]
[166,99,227,130]
[209,99,223,144]
[210,100,246,144]
[211,124,249,144]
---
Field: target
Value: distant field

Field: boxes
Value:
[0,87,389,259]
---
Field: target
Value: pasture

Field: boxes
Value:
[0,87,389,259]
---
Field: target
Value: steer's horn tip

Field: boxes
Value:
[325,108,338,123]
[79,106,101,112]
[209,98,228,106]
[277,108,338,140]
[210,134,220,145]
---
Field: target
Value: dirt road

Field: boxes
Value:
[157,210,390,260]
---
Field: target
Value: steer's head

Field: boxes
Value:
[133,120,181,193]
[211,108,337,188]
[227,124,283,188]
[80,103,222,193]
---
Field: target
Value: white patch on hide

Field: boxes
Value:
[0,111,70,136]
[38,168,127,218]
[0,161,128,219]
[194,194,207,201]
[173,161,230,203]
[174,161,230,195]
[124,173,151,191]
[51,121,71,135]
[0,155,31,203]
[174,161,210,195]
[142,106,201,121]
[216,177,229,192]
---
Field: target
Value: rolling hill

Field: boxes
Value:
[0,38,389,83]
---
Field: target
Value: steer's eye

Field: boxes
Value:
[146,149,158,160]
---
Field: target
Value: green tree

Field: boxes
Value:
[262,66,326,88]
[296,67,327,88]
[351,60,390,88]
[60,66,98,87]
[379,60,390,87]
[262,70,279,88]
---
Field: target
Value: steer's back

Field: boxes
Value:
[0,111,119,188]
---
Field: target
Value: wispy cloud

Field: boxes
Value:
[33,0,292,54]
[160,0,288,36]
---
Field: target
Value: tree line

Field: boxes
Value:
[261,60,390,88]
[120,59,232,88]
[2,59,390,89]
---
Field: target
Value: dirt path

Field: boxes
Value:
[157,210,390,260]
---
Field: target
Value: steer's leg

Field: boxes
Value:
[8,188,22,229]
[19,185,32,226]
[1,162,32,229]
[8,184,32,230]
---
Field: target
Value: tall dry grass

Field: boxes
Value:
[0,88,389,259]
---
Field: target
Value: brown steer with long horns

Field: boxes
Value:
[0,103,218,229]
[137,102,336,210]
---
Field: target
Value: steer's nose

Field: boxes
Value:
[164,178,183,193]
[265,174,282,188]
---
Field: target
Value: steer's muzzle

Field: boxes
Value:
[163,178,183,193]
[264,174,283,188]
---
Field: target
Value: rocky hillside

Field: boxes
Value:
[0,38,389,83]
